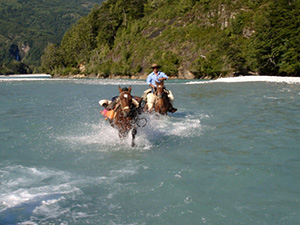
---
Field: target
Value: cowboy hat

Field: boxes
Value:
[150,63,161,69]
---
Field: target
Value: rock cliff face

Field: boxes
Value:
[178,66,195,80]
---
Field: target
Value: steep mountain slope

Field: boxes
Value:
[0,0,103,74]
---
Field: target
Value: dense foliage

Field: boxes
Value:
[10,0,300,77]
[0,0,103,75]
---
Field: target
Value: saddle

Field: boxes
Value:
[99,97,140,120]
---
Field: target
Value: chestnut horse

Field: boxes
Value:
[110,86,139,147]
[154,81,171,115]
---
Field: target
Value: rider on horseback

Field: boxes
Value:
[99,87,140,120]
[142,63,177,113]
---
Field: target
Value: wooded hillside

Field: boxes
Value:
[43,0,300,78]
[5,0,300,78]
[0,0,103,75]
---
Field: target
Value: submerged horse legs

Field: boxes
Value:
[117,127,137,147]
[118,131,127,139]
[131,127,137,147]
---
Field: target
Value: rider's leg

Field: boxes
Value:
[132,98,139,108]
[99,100,112,108]
[146,93,156,111]
[167,90,174,102]
[166,90,177,113]
[142,88,152,101]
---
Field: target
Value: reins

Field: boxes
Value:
[118,92,137,118]
[118,92,148,128]
[133,116,147,128]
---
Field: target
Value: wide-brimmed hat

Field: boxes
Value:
[151,63,161,69]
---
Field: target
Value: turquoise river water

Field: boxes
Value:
[0,77,300,224]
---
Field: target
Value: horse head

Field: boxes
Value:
[119,86,133,116]
[155,81,165,98]
[154,81,169,115]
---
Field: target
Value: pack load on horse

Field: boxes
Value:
[142,63,177,114]
[99,86,144,147]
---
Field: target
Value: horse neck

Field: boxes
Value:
[155,87,166,99]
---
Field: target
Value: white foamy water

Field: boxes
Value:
[142,113,204,138]
[0,161,142,224]
[0,165,80,220]
[57,111,205,152]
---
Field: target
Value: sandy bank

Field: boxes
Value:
[187,76,300,84]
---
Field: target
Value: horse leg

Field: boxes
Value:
[118,132,123,139]
[143,104,148,112]
[131,128,137,147]
[118,130,126,139]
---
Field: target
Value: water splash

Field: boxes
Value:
[0,164,81,225]
[56,111,205,151]
[0,161,142,224]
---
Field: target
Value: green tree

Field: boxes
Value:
[41,44,63,73]
[251,0,300,75]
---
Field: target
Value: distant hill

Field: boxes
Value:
[0,0,103,74]
[41,0,300,78]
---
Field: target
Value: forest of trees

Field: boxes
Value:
[2,0,300,78]
[0,0,102,75]
[41,0,300,78]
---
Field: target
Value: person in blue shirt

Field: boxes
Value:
[143,63,177,113]
[146,64,168,89]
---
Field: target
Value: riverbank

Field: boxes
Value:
[214,75,300,84]
[187,75,300,84]
[2,73,300,84]
[0,74,51,79]
[53,73,300,83]
[53,73,154,80]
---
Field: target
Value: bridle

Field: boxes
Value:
[155,83,166,99]
[119,91,133,115]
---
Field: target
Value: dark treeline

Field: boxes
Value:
[0,0,102,75]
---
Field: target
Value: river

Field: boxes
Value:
[0,76,299,224]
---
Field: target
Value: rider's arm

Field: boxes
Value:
[158,77,167,81]
[147,73,156,88]
[157,72,168,81]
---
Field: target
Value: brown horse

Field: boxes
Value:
[110,86,139,147]
[154,81,171,115]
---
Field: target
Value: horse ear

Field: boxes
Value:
[119,86,122,93]
[128,86,132,93]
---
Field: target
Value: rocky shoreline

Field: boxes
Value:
[52,64,207,79]
[52,72,216,80]
[51,73,300,84]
